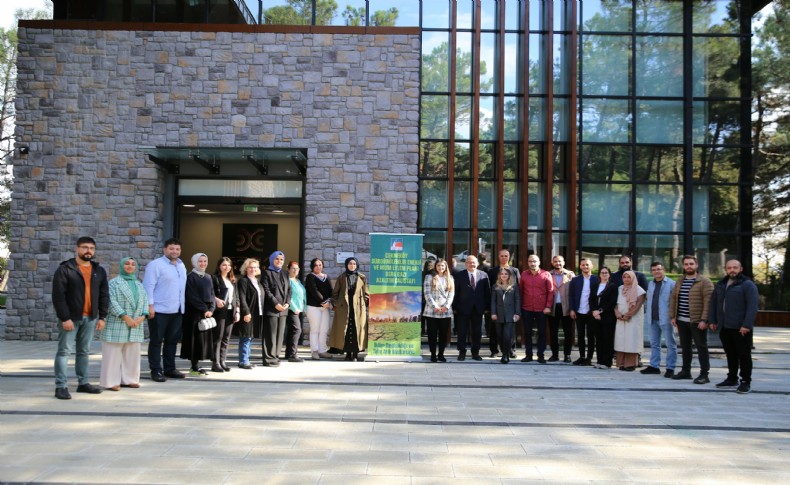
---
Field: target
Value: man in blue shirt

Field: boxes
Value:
[143,238,187,382]
[641,262,677,378]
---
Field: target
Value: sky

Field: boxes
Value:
[0,0,50,28]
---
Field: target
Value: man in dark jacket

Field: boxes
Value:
[707,259,759,394]
[51,237,110,400]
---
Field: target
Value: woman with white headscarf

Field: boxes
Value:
[181,253,216,376]
[614,270,646,371]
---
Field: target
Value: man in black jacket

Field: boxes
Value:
[51,237,109,400]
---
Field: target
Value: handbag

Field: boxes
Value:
[198,316,217,331]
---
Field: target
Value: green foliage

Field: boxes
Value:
[263,0,338,26]
[343,6,398,27]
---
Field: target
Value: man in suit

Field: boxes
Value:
[452,255,491,361]
[568,258,600,366]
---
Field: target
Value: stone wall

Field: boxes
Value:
[7,26,420,340]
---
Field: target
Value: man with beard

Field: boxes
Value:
[569,258,599,366]
[548,255,575,363]
[519,255,554,364]
[610,255,648,291]
[488,249,521,358]
[669,255,714,384]
[51,237,109,400]
[707,260,759,394]
[641,262,677,378]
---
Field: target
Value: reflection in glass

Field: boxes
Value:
[422,230,448,261]
[581,233,630,268]
[581,35,630,96]
[505,0,521,31]
[421,33,450,92]
[528,182,544,227]
[530,34,546,94]
[635,0,683,33]
[481,33,497,94]
[457,0,473,30]
[692,0,740,34]
[581,184,631,231]
[580,98,630,143]
[481,0,497,30]
[637,101,683,144]
[502,232,522,267]
[455,142,471,178]
[636,36,683,97]
[635,184,684,232]
[420,180,448,227]
[368,0,418,27]
[503,97,522,141]
[693,37,740,98]
[708,185,739,232]
[420,95,450,139]
[503,144,520,179]
[454,181,471,228]
[581,0,632,32]
[479,181,496,229]
[553,34,571,95]
[635,234,682,273]
[635,146,683,182]
[420,141,449,177]
[693,146,741,183]
[529,0,542,31]
[693,100,742,145]
[528,144,542,180]
[553,183,568,230]
[456,32,474,92]
[693,234,740,278]
[478,231,497,263]
[553,0,569,31]
[480,96,496,140]
[580,144,630,181]
[503,182,520,230]
[421,0,450,29]
[504,34,521,94]
[552,144,567,181]
[529,97,546,142]
[479,143,496,179]
[452,231,471,268]
[456,95,473,140]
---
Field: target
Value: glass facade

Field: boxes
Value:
[418,0,752,276]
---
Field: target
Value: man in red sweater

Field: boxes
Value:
[519,255,555,364]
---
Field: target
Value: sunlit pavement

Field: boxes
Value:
[1,329,789,484]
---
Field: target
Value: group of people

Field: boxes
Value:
[420,250,758,393]
[51,237,370,399]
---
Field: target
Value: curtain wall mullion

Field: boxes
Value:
[471,0,482,256]
[447,0,457,259]
[519,0,530,267]
[496,0,506,253]
[544,0,555,262]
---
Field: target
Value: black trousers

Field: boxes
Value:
[548,304,573,357]
[456,311,483,356]
[576,312,596,360]
[262,315,287,365]
[720,327,753,383]
[284,311,303,359]
[485,311,499,354]
[496,321,514,359]
[211,309,235,365]
[426,316,450,356]
[677,320,710,373]
[597,313,616,367]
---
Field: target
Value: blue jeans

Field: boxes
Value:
[147,312,182,373]
[54,317,96,388]
[238,337,252,365]
[649,318,677,370]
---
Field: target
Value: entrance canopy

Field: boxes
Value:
[144,146,307,177]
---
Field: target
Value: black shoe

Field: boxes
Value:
[736,381,751,394]
[266,360,281,367]
[521,355,533,363]
[238,363,254,369]
[430,354,438,363]
[288,356,305,363]
[510,351,517,358]
[211,364,225,373]
[345,353,353,361]
[640,366,661,375]
[672,370,692,380]
[693,374,710,385]
[664,370,675,378]
[437,355,447,362]
[151,371,166,382]
[472,354,483,361]
[164,370,185,379]
[55,387,72,400]
[622,366,635,372]
[500,356,508,364]
[221,362,231,372]
[548,355,559,362]
[715,378,739,388]
[76,383,102,394]
[572,357,586,366]
[356,355,365,362]
[537,356,546,364]
[457,353,466,362]
[563,355,572,363]
[582,358,593,366]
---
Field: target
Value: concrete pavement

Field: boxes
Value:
[1,329,789,484]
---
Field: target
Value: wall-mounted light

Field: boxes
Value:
[182,204,196,208]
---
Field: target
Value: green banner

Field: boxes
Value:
[368,233,424,358]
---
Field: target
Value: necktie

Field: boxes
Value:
[470,273,475,290]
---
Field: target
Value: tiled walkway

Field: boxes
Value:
[1,329,789,484]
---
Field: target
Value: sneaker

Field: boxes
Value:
[55,387,72,400]
[664,370,675,378]
[736,382,751,394]
[671,370,692,380]
[640,366,661,375]
[715,379,739,388]
[693,374,710,385]
[76,383,103,394]
[318,352,334,359]
[311,351,321,360]
[189,369,206,377]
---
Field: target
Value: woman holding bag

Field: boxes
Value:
[181,253,216,376]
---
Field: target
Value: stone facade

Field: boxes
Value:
[7,26,420,340]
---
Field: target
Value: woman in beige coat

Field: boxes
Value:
[329,257,370,361]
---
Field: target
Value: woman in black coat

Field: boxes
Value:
[236,258,262,369]
[211,257,239,372]
[181,253,216,376]
[590,266,619,369]
[261,251,291,367]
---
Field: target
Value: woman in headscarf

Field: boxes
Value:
[329,257,370,361]
[99,257,148,390]
[614,270,646,371]
[261,250,291,367]
[181,253,216,376]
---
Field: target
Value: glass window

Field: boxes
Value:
[693,146,741,183]
[421,230,448,262]
[529,0,542,31]
[635,0,683,33]
[457,0,474,30]
[581,0,632,32]
[529,34,547,94]
[635,184,684,232]
[503,144,520,179]
[336,0,366,26]
[501,231,522,267]
[421,1,450,29]
[635,234,683,274]
[454,142,471,178]
[552,144,568,181]
[580,144,630,181]
[503,182,521,230]
[693,234,741,278]
[503,97,522,141]
[553,34,571,95]
[526,230,543,258]
[581,183,631,231]
[709,185,740,232]
[456,32,474,93]
[480,95,496,140]
[420,95,450,139]
[692,100,742,145]
[528,144,542,180]
[636,36,683,97]
[480,33,497,94]
[481,0,497,30]
[636,101,683,144]
[452,231,471,268]
[692,0,740,34]
[370,0,419,27]
[478,231,497,265]
[455,95,473,140]
[420,180,449,228]
[454,181,471,228]
[422,33,450,92]
[635,146,684,182]
[419,141,449,177]
[479,142,496,179]
[581,35,631,96]
[580,233,631,268]
[692,185,709,232]
[553,183,568,230]
[528,182,544,228]
[580,98,630,143]
[551,232,571,261]
[529,97,546,141]
[504,34,521,94]
[479,181,496,229]
[553,0,569,31]
[505,0,522,31]
[692,37,741,98]
[553,97,569,142]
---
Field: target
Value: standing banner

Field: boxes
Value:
[367,233,424,360]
